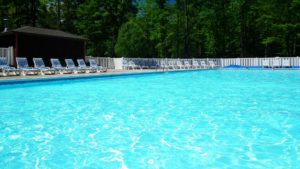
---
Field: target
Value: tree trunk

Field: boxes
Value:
[293,37,296,56]
[265,43,268,57]
[176,12,179,58]
[184,0,189,58]
[57,0,61,28]
[31,0,37,27]
[240,1,247,58]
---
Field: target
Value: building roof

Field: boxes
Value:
[0,26,87,40]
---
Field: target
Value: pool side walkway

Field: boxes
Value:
[0,68,209,84]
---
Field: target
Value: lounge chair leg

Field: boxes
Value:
[40,71,44,76]
[21,71,26,76]
[74,70,78,74]
[1,71,7,76]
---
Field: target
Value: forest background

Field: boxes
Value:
[0,0,299,58]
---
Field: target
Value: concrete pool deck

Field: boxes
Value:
[0,68,210,84]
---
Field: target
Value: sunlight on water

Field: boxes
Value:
[1,70,300,168]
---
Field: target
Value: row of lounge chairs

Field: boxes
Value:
[0,57,106,76]
[122,59,218,70]
[160,60,217,69]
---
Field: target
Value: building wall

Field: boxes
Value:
[18,33,85,67]
[0,34,15,47]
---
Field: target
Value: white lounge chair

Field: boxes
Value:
[136,60,149,69]
[168,61,176,69]
[160,60,169,69]
[50,58,74,74]
[122,60,129,70]
[272,58,281,68]
[16,57,39,76]
[208,60,216,68]
[77,59,97,73]
[282,58,291,68]
[33,58,56,75]
[176,60,184,69]
[262,59,270,68]
[65,59,86,73]
[89,59,106,72]
[184,61,192,69]
[192,60,200,68]
[0,57,17,76]
[128,61,141,70]
[145,60,159,69]
[200,60,208,68]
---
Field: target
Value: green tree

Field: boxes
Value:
[115,19,147,57]
[77,0,137,56]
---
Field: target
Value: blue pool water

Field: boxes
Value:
[1,70,300,168]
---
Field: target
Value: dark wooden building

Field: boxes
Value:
[0,26,87,66]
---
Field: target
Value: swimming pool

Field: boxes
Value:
[1,70,300,168]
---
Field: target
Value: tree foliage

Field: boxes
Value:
[0,0,299,57]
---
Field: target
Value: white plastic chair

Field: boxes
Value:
[0,57,17,76]
[208,60,216,68]
[184,61,192,69]
[176,60,184,69]
[192,60,200,68]
[16,57,39,76]
[200,61,207,68]
[89,59,106,72]
[51,58,74,74]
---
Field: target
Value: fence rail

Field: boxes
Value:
[0,47,14,65]
[220,57,300,67]
[88,56,300,69]
[85,56,114,69]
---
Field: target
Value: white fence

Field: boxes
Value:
[0,47,14,65]
[220,57,300,67]
[88,56,300,69]
[122,57,221,69]
[85,56,115,69]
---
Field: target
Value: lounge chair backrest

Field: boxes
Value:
[51,59,63,68]
[160,61,165,67]
[200,61,206,66]
[0,57,8,66]
[209,60,215,66]
[184,61,190,65]
[33,58,46,68]
[123,59,129,66]
[128,61,136,66]
[16,57,29,69]
[89,59,98,67]
[177,60,182,65]
[77,59,87,68]
[168,61,174,65]
[152,60,159,67]
[193,60,199,66]
[65,59,76,68]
